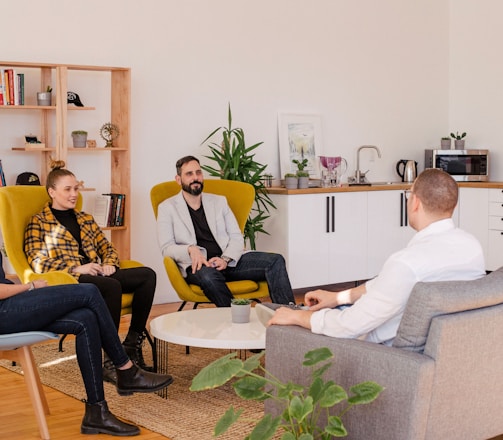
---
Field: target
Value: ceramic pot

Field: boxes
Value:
[37,92,51,106]
[298,176,309,189]
[72,133,88,148]
[284,176,298,189]
[455,139,465,150]
[441,139,451,150]
[231,303,251,323]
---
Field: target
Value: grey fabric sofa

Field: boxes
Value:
[265,267,503,440]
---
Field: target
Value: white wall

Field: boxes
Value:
[449,0,503,179]
[0,0,485,303]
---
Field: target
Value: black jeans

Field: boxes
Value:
[79,266,156,332]
[185,251,295,307]
[0,283,129,404]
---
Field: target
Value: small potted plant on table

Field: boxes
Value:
[284,173,298,189]
[230,298,252,323]
[293,158,309,189]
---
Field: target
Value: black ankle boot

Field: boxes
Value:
[103,354,118,385]
[81,400,140,436]
[122,329,154,372]
[116,364,173,396]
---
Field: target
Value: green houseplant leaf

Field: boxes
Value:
[190,347,383,439]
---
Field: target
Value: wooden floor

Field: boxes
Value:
[0,301,180,440]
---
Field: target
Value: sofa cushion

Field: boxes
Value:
[393,266,503,353]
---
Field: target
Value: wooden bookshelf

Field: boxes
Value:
[0,61,131,258]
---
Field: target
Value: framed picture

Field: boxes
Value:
[278,113,323,178]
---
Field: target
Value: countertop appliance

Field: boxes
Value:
[396,160,417,182]
[424,149,489,181]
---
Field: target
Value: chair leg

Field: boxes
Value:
[143,329,157,372]
[58,334,68,352]
[177,301,187,312]
[17,346,51,440]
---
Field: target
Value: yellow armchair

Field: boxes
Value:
[150,179,270,310]
[0,186,139,316]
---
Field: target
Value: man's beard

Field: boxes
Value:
[182,181,204,196]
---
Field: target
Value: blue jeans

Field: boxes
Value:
[185,251,295,307]
[0,283,129,404]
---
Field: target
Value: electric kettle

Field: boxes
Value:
[396,160,417,183]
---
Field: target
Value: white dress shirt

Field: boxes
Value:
[310,218,486,344]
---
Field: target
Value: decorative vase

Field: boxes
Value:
[231,303,251,323]
[441,138,451,150]
[36,92,52,106]
[454,139,465,150]
[72,133,88,148]
[284,176,298,189]
[298,176,309,189]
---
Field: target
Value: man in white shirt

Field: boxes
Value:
[264,168,486,345]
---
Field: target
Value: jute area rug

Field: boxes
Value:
[0,338,264,440]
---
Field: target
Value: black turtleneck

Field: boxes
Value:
[50,207,89,263]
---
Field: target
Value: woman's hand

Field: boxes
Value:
[101,264,116,276]
[32,279,48,289]
[73,263,105,276]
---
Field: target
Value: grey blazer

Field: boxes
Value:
[156,191,244,277]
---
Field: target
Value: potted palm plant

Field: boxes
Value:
[201,104,276,250]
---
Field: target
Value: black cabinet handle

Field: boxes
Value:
[400,193,405,227]
[326,196,330,233]
[331,196,335,233]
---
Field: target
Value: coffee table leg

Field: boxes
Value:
[155,337,169,399]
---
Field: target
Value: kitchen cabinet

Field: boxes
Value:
[367,190,415,278]
[257,192,367,288]
[458,187,488,265]
[259,184,499,289]
[487,189,503,271]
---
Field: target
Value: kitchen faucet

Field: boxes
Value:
[349,145,382,184]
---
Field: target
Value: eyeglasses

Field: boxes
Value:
[404,190,413,200]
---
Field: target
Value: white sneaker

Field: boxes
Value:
[255,302,309,327]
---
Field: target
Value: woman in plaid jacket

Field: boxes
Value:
[24,161,156,383]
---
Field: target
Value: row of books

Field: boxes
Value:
[0,160,6,186]
[0,69,24,106]
[94,193,126,228]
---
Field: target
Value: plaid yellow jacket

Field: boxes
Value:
[24,203,120,279]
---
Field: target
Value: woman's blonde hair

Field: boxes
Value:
[46,159,75,191]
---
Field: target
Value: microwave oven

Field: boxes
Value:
[424,149,489,182]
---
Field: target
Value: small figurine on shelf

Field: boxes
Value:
[99,122,120,148]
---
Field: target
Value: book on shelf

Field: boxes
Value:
[0,160,6,186]
[3,70,10,105]
[6,69,15,105]
[17,73,24,105]
[94,193,126,227]
[94,194,112,228]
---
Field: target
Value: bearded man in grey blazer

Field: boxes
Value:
[156,155,295,307]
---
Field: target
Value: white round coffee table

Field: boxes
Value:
[150,307,265,349]
[150,307,266,396]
